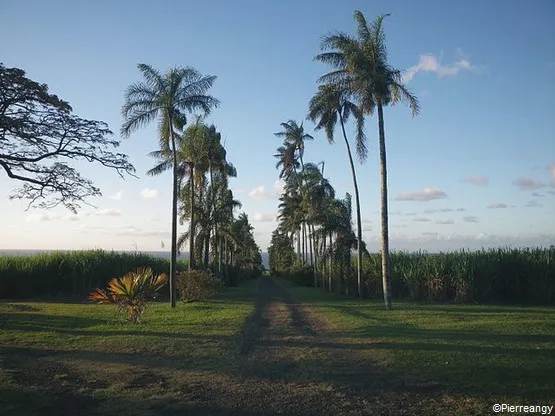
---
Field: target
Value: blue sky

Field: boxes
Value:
[1,0,554,252]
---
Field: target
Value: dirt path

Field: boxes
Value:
[225,277,440,416]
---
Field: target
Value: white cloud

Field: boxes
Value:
[513,177,544,191]
[436,219,454,225]
[93,209,122,217]
[140,188,159,199]
[248,186,270,199]
[403,49,480,83]
[463,176,489,186]
[395,187,448,202]
[25,213,52,223]
[532,192,545,198]
[252,212,276,222]
[463,216,480,223]
[488,203,508,209]
[274,180,285,197]
[62,214,80,221]
[108,191,123,200]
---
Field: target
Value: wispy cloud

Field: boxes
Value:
[395,187,447,202]
[463,216,480,223]
[532,192,545,198]
[436,219,454,225]
[462,176,489,186]
[93,208,122,217]
[252,212,276,222]
[25,213,52,222]
[248,186,270,199]
[513,177,545,191]
[548,164,555,185]
[140,188,159,199]
[403,49,480,83]
[62,214,80,221]
[487,203,508,209]
[524,200,543,208]
[108,191,123,200]
[413,217,431,222]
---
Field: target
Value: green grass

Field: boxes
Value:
[0,282,257,416]
[291,284,555,404]
[1,277,553,415]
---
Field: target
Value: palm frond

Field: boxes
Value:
[137,64,165,91]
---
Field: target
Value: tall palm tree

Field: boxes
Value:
[308,83,366,298]
[315,11,419,309]
[121,64,219,307]
[274,120,314,170]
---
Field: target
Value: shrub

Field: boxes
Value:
[177,269,223,302]
[288,265,314,287]
[88,267,168,324]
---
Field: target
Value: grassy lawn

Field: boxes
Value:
[1,277,554,415]
[0,281,258,416]
[291,284,555,405]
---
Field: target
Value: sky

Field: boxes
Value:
[1,0,554,253]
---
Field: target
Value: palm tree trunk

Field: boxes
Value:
[310,224,315,287]
[169,116,178,308]
[377,100,392,310]
[296,229,301,263]
[302,223,306,265]
[309,224,314,267]
[328,232,333,292]
[339,117,363,299]
[322,233,326,288]
[204,228,210,267]
[189,165,196,270]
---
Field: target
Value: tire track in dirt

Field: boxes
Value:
[232,277,449,415]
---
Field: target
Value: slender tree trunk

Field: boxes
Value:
[218,236,222,276]
[377,101,392,310]
[296,229,301,263]
[302,223,306,265]
[310,223,315,287]
[189,165,196,270]
[169,116,178,308]
[322,233,327,288]
[328,232,333,292]
[309,224,314,267]
[339,117,363,299]
[204,228,210,267]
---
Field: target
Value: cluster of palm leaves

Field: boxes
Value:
[270,121,367,293]
[271,10,420,308]
[89,267,168,324]
[121,64,261,307]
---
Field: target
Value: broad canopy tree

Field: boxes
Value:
[0,63,135,212]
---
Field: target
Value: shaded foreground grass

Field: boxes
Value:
[0,277,554,415]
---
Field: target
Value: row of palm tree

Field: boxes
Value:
[121,65,261,307]
[271,10,419,309]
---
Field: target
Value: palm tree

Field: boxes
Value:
[274,120,314,170]
[315,11,420,309]
[308,83,366,298]
[121,64,219,307]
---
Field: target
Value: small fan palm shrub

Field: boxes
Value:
[89,267,168,323]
